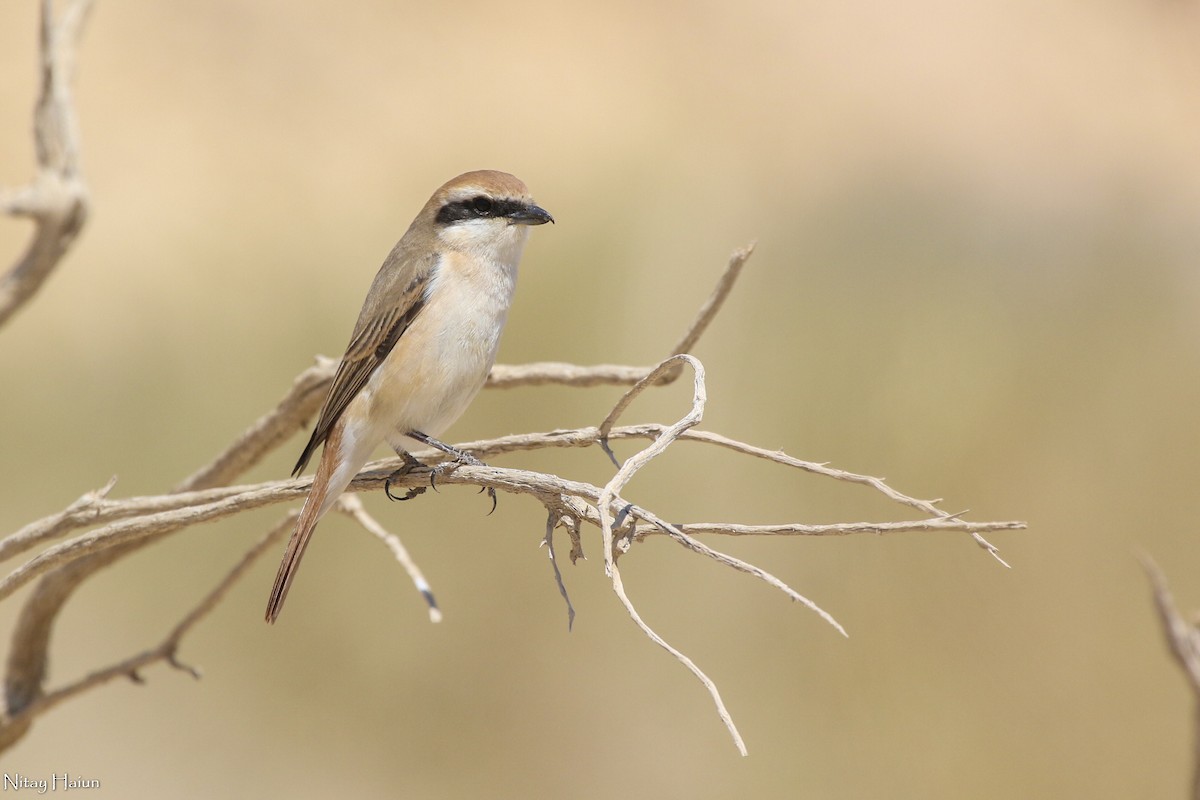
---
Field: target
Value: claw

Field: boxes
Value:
[384,471,405,501]
[404,430,497,512]
[385,452,427,501]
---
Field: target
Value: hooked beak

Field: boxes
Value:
[507,204,554,226]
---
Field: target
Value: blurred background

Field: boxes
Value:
[3,0,1199,796]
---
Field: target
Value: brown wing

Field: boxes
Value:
[292,253,437,476]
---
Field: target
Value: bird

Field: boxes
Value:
[265,170,553,624]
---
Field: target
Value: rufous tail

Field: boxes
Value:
[265,421,349,623]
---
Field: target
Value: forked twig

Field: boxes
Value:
[596,355,748,753]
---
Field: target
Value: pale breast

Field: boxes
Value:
[365,249,519,442]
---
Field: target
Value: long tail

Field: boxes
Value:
[265,419,362,623]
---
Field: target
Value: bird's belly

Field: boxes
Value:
[363,276,509,447]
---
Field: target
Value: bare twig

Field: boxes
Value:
[541,511,576,631]
[632,518,1027,539]
[670,428,1009,565]
[662,243,754,371]
[1143,555,1200,800]
[487,362,653,388]
[1145,556,1200,688]
[0,475,116,563]
[632,505,848,637]
[337,494,441,623]
[0,0,94,329]
[0,482,276,565]
[0,480,310,603]
[610,563,747,754]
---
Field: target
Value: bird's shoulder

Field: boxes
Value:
[342,246,439,360]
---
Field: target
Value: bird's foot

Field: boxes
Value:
[385,451,428,502]
[408,430,498,514]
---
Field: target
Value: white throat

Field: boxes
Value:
[438,219,531,270]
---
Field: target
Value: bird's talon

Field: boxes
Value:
[406,431,498,512]
[384,473,404,501]
[385,454,427,501]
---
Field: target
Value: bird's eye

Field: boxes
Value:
[471,196,494,216]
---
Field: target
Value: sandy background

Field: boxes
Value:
[3,0,1200,797]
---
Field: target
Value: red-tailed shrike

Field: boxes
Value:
[265,170,553,623]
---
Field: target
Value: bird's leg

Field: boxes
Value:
[385,449,428,502]
[406,430,498,514]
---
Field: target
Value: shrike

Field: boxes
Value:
[265,170,553,623]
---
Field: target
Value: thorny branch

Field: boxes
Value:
[0,7,1027,757]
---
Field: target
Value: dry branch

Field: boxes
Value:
[596,354,745,751]
[1143,556,1200,800]
[0,0,93,329]
[1,515,293,752]
[0,286,1025,758]
[0,425,1024,603]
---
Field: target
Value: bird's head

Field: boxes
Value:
[426,170,553,260]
